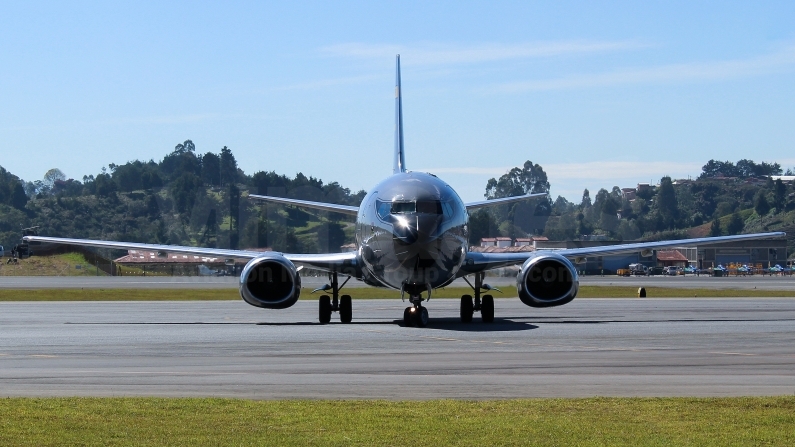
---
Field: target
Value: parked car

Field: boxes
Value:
[663,266,680,276]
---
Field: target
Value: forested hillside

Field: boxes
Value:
[0,141,364,254]
[473,158,795,254]
[1,141,793,255]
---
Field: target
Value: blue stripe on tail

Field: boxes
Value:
[393,54,406,174]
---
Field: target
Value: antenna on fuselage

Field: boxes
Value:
[393,54,406,174]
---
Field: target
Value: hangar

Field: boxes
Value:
[476,237,787,274]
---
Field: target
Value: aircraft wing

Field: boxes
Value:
[22,236,359,273]
[248,194,359,216]
[465,193,547,212]
[459,232,786,274]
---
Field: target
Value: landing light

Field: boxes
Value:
[395,216,410,228]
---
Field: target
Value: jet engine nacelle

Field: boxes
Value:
[516,252,579,308]
[239,254,302,309]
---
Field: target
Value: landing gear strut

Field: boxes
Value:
[461,272,497,323]
[403,294,429,328]
[315,271,352,324]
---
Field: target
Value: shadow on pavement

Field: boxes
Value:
[418,317,538,332]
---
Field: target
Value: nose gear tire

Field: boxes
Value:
[412,307,429,327]
[403,307,414,326]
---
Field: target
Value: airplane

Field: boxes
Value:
[24,55,785,327]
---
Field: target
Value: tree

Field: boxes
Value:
[93,173,117,197]
[11,183,28,210]
[754,190,770,218]
[228,183,240,249]
[170,172,202,213]
[650,176,678,230]
[726,213,744,235]
[201,152,221,186]
[161,140,201,180]
[316,222,346,253]
[468,210,497,245]
[700,159,781,179]
[484,160,551,235]
[41,168,67,194]
[485,160,549,199]
[774,178,786,212]
[220,146,238,186]
[710,218,722,237]
[700,160,736,179]
[174,139,195,154]
[580,189,591,209]
[552,196,573,215]
[593,188,618,232]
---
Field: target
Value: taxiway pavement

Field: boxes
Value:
[4,275,795,290]
[1,298,794,399]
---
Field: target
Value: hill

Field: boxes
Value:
[1,146,793,256]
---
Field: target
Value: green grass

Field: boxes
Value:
[0,288,241,301]
[574,285,795,298]
[1,285,794,301]
[0,253,107,277]
[0,397,792,446]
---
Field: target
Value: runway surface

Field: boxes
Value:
[2,298,794,399]
[4,275,795,290]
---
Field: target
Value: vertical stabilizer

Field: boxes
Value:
[393,55,406,174]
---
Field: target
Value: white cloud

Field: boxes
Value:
[321,40,646,65]
[493,46,795,92]
[418,166,513,176]
[544,160,703,181]
[420,160,703,181]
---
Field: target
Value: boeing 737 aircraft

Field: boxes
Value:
[25,56,785,327]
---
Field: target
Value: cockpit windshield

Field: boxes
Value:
[416,200,443,214]
[377,199,446,218]
[390,200,443,215]
[391,201,416,214]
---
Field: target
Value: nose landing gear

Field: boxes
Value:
[403,293,430,327]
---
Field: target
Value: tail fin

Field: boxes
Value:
[393,54,406,174]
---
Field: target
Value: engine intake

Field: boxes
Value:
[516,252,579,308]
[239,255,301,309]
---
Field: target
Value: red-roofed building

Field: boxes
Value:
[656,250,688,267]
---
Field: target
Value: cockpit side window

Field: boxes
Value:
[442,201,453,216]
[376,200,391,220]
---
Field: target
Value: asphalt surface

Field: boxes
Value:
[4,275,795,290]
[2,298,794,399]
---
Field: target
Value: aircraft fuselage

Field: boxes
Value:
[356,172,469,295]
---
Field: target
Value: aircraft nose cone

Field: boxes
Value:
[392,215,442,246]
[393,222,418,245]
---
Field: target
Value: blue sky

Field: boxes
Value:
[1,1,794,201]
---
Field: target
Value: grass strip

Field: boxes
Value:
[0,397,793,446]
[0,286,793,301]
[574,285,795,298]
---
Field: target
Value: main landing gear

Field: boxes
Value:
[314,272,352,324]
[460,272,499,323]
[403,294,430,328]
